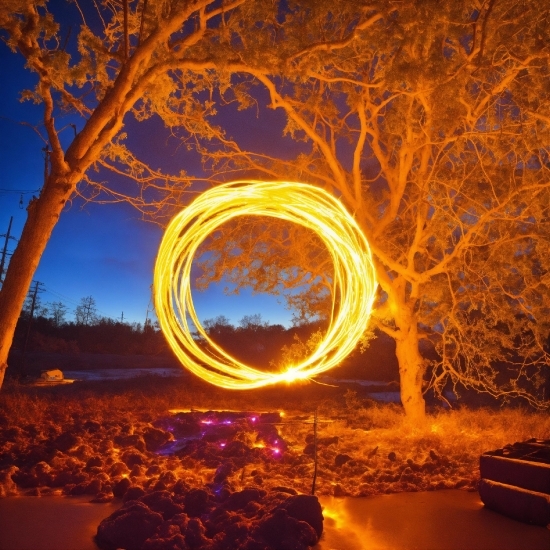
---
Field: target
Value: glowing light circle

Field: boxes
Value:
[154,180,377,389]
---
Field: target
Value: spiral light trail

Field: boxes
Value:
[154,180,377,389]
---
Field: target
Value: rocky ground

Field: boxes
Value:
[0,375,548,549]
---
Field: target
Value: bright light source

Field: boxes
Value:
[154,180,377,389]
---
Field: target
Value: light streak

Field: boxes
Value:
[154,180,377,389]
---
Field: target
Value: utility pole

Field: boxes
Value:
[20,280,44,377]
[120,311,124,323]
[0,216,17,284]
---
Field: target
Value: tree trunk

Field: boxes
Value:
[0,174,75,388]
[394,312,426,422]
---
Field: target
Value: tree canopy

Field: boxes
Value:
[192,0,550,417]
[0,0,549,419]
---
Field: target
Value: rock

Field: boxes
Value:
[115,434,146,453]
[214,462,234,484]
[0,466,19,497]
[121,450,146,468]
[2,427,23,442]
[255,508,318,549]
[159,470,177,486]
[95,501,163,550]
[169,512,190,532]
[123,486,146,502]
[333,484,347,497]
[141,491,185,520]
[146,465,162,476]
[142,534,187,550]
[91,491,114,503]
[223,488,264,511]
[172,479,191,495]
[184,517,210,549]
[303,443,315,456]
[98,440,114,454]
[221,440,250,458]
[152,480,168,492]
[334,454,352,467]
[270,486,297,495]
[54,470,76,488]
[112,476,132,498]
[86,456,103,469]
[70,482,89,495]
[212,520,250,548]
[72,444,94,460]
[130,464,145,477]
[388,452,397,462]
[142,427,172,452]
[280,494,324,538]
[86,478,102,494]
[52,432,79,453]
[83,420,101,433]
[184,488,211,517]
[160,414,201,438]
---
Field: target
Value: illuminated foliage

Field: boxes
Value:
[190,0,550,417]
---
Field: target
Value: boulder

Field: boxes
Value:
[280,494,324,538]
[95,501,163,550]
[255,508,318,549]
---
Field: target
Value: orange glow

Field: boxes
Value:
[154,180,377,389]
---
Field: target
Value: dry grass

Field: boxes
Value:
[1,377,549,498]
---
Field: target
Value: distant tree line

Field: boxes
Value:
[12,294,165,355]
[10,292,399,380]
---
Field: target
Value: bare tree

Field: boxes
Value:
[74,296,98,326]
[47,301,67,328]
[239,314,265,330]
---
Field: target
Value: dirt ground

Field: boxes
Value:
[0,374,548,549]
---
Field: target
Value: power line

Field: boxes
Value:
[0,188,41,194]
[41,283,124,320]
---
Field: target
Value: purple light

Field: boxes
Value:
[201,420,213,425]
[223,420,232,425]
[273,448,280,454]
[219,442,226,447]
[250,417,257,422]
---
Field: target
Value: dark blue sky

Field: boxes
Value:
[0,41,294,327]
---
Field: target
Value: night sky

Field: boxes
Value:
[0,40,294,328]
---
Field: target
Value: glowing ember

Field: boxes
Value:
[154,180,377,389]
